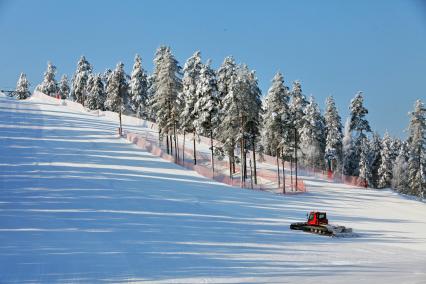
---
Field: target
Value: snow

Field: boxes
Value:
[1,94,426,283]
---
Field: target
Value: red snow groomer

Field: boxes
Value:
[290,211,354,237]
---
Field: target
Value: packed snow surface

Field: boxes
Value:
[0,94,425,283]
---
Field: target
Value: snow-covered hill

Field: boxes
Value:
[0,94,425,283]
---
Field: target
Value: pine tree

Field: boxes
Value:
[217,56,237,106]
[349,91,371,135]
[217,64,263,187]
[290,80,308,130]
[392,142,409,193]
[105,62,129,134]
[58,74,70,99]
[262,72,288,155]
[299,96,325,168]
[151,46,182,157]
[390,138,402,162]
[228,65,252,186]
[262,72,291,189]
[145,75,156,121]
[378,132,393,188]
[71,56,92,105]
[215,56,238,175]
[348,91,371,175]
[193,61,219,172]
[290,80,308,170]
[15,73,31,99]
[343,118,357,176]
[358,136,372,187]
[180,51,203,164]
[85,74,105,110]
[102,69,112,87]
[245,69,263,185]
[324,96,343,172]
[36,61,58,96]
[407,99,426,198]
[129,54,149,118]
[368,132,382,188]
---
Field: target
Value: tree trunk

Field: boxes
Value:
[193,133,197,165]
[290,156,293,191]
[244,140,247,180]
[294,128,298,191]
[118,110,122,136]
[183,132,186,167]
[166,135,169,154]
[252,139,257,184]
[176,134,179,164]
[232,146,236,173]
[170,134,173,156]
[173,123,177,163]
[229,156,232,180]
[249,159,253,189]
[210,130,214,177]
[240,138,245,188]
[282,149,286,194]
[276,148,280,189]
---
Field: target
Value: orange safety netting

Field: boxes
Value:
[298,166,369,188]
[124,130,306,194]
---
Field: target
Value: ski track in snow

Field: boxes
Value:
[0,94,425,283]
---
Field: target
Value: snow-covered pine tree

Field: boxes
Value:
[342,118,357,176]
[180,51,203,164]
[390,138,402,161]
[84,74,95,109]
[392,142,409,193]
[368,132,382,188]
[58,75,70,99]
[229,65,253,186]
[261,72,291,188]
[145,75,156,121]
[149,46,167,127]
[102,69,112,87]
[94,74,106,110]
[290,80,308,130]
[358,136,372,187]
[245,69,263,185]
[129,54,149,118]
[218,64,263,187]
[85,74,105,111]
[324,96,343,172]
[70,56,92,105]
[150,46,182,158]
[262,73,287,156]
[193,61,219,172]
[299,96,326,169]
[349,91,371,135]
[407,99,426,198]
[217,56,237,107]
[348,91,371,176]
[36,61,58,96]
[215,56,239,176]
[378,132,393,188]
[290,80,308,170]
[105,62,129,135]
[15,73,31,99]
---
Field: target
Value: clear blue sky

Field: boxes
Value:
[1,0,425,138]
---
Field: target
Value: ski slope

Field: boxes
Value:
[0,93,425,283]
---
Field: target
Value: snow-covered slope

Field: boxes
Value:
[0,94,425,283]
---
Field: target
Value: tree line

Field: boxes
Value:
[12,46,426,198]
